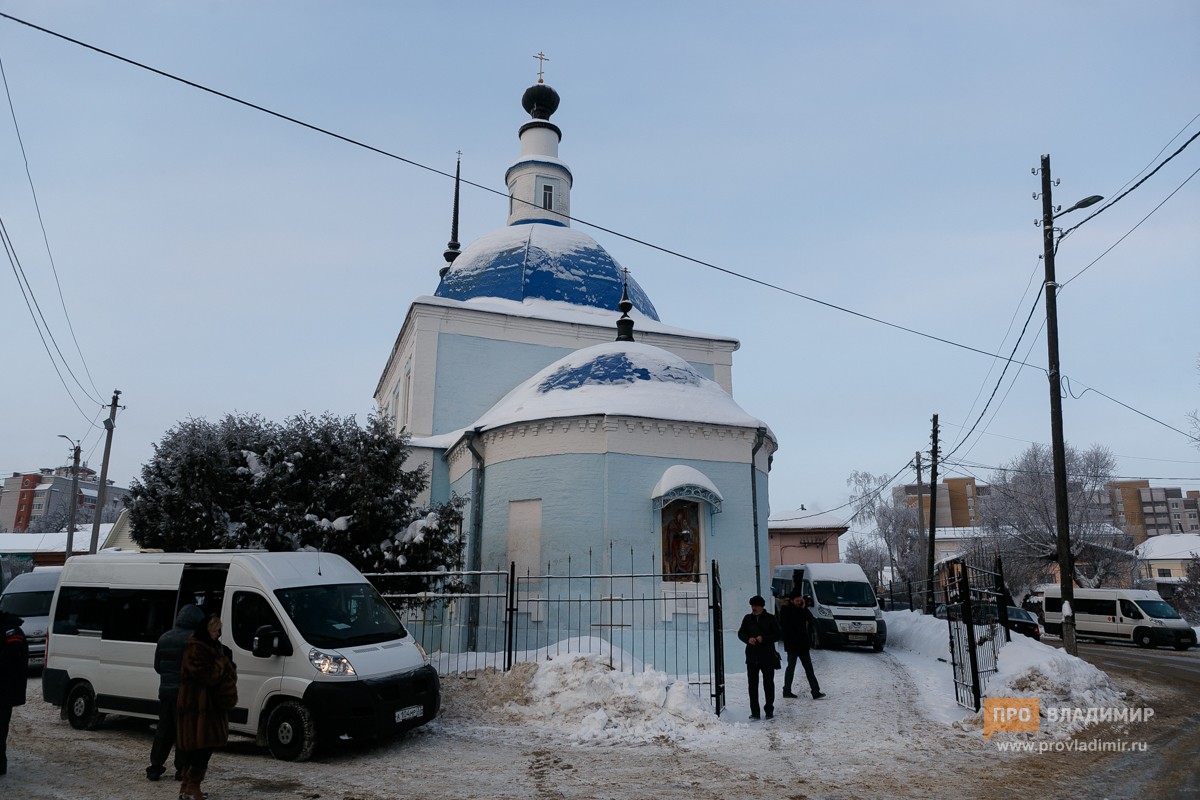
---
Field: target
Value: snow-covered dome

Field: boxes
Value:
[470,341,766,431]
[434,223,660,320]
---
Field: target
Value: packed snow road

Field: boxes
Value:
[4,629,1187,799]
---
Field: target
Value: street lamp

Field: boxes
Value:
[58,434,81,561]
[1037,154,1102,657]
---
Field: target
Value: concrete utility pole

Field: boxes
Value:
[925,416,939,614]
[90,390,121,554]
[59,435,81,560]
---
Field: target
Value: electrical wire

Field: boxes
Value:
[1,215,103,426]
[0,47,103,405]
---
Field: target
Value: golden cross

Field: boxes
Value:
[533,51,550,84]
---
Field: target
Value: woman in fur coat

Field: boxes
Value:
[176,613,237,800]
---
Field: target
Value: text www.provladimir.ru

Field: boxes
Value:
[994,739,1149,753]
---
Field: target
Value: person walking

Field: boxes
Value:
[147,604,205,782]
[177,613,238,800]
[737,595,782,720]
[0,608,29,777]
[780,591,824,700]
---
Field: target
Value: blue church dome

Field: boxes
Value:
[434,223,660,320]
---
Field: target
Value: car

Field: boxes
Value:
[0,566,62,669]
[1001,606,1041,641]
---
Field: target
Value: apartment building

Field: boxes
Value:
[891,476,990,529]
[0,466,129,533]
[1104,480,1200,545]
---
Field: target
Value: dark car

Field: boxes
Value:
[1002,606,1041,640]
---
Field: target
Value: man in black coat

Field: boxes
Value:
[737,595,782,720]
[147,604,206,782]
[0,609,29,777]
[779,591,824,699]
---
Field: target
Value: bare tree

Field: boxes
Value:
[982,443,1133,591]
[843,535,890,586]
[847,471,924,585]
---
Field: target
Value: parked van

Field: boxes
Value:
[43,551,439,761]
[0,566,62,669]
[1042,586,1195,650]
[770,562,886,651]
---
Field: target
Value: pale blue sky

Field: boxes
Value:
[1,2,1197,524]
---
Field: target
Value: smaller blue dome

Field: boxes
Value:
[435,223,659,320]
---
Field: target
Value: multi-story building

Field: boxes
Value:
[891,477,990,529]
[0,466,129,533]
[1104,480,1200,545]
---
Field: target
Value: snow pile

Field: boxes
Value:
[884,609,951,663]
[438,638,720,745]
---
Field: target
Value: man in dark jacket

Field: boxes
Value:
[779,591,824,699]
[147,604,205,781]
[0,609,29,776]
[737,595,782,720]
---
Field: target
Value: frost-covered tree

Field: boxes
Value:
[847,470,924,584]
[127,412,463,579]
[981,442,1133,590]
[1171,557,1200,625]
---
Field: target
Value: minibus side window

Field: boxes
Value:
[1119,599,1142,619]
[231,591,284,652]
[104,589,177,642]
[1044,597,1062,614]
[53,586,108,635]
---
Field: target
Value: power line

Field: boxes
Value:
[0,48,103,404]
[0,215,103,425]
[0,10,1033,368]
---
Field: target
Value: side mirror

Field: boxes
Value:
[251,625,293,658]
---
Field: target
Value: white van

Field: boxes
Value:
[0,566,62,669]
[1042,586,1195,650]
[43,551,439,761]
[770,562,886,651]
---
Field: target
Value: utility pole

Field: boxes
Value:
[1039,154,1078,656]
[914,450,924,600]
[59,436,81,560]
[925,415,939,614]
[90,390,121,555]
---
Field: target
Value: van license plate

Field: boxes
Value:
[848,635,867,642]
[396,705,424,723]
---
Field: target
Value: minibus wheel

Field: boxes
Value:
[267,700,316,762]
[1134,628,1154,648]
[66,681,105,730]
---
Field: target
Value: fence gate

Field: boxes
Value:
[710,559,725,716]
[941,556,1008,712]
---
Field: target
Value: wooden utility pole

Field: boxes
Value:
[1039,154,1078,656]
[89,390,121,554]
[924,415,939,613]
[914,450,925,596]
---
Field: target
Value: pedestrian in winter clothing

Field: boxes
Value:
[737,595,782,720]
[177,613,238,800]
[780,591,824,699]
[147,604,205,782]
[0,610,29,776]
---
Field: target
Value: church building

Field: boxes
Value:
[374,76,778,626]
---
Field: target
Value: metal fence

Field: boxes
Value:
[366,553,725,714]
[939,556,1010,711]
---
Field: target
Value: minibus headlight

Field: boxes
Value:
[412,639,430,664]
[308,648,356,676]
[874,607,883,620]
[1149,618,1165,627]
[816,605,833,619]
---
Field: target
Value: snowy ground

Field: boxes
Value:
[3,611,1175,799]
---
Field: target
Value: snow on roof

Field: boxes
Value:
[468,341,770,434]
[0,527,113,554]
[434,223,660,320]
[1134,532,1200,560]
[651,465,723,501]
[768,509,848,530]
[411,294,738,345]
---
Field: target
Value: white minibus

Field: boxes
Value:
[43,551,439,761]
[1042,586,1194,650]
[770,562,886,651]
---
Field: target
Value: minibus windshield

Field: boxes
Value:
[0,589,53,617]
[276,582,408,648]
[1135,599,1182,620]
[813,580,877,608]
